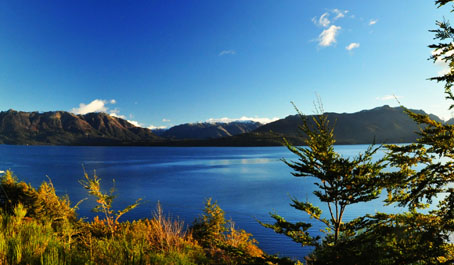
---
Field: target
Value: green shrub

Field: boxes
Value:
[192,198,266,264]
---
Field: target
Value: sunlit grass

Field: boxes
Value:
[0,170,290,265]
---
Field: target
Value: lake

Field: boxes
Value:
[0,145,402,260]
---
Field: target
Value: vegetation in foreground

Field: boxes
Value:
[0,170,296,265]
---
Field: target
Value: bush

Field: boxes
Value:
[192,198,266,264]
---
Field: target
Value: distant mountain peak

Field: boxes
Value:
[155,120,263,140]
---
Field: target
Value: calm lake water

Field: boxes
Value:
[0,145,403,260]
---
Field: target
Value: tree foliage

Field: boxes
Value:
[373,1,454,263]
[264,2,454,262]
[261,102,386,262]
[298,0,454,263]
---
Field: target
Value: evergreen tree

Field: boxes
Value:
[306,1,454,263]
[378,0,454,262]
[264,1,454,263]
[261,102,386,257]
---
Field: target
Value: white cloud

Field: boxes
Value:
[369,19,378,26]
[109,108,123,117]
[432,48,453,76]
[346,42,360,51]
[318,25,341,47]
[71,99,113,114]
[71,99,143,127]
[332,9,348,20]
[206,116,279,124]
[319,13,330,27]
[312,12,331,27]
[376,95,402,101]
[162,118,171,122]
[109,112,126,120]
[148,125,168,130]
[312,9,352,49]
[438,66,451,76]
[312,9,348,28]
[101,109,143,127]
[127,120,142,127]
[219,50,236,56]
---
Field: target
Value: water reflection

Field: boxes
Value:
[152,157,276,167]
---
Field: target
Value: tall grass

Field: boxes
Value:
[0,170,293,265]
[146,202,192,253]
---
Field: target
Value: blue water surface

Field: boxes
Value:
[0,145,402,261]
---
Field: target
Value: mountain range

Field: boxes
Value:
[0,110,160,145]
[246,105,442,145]
[152,121,262,139]
[0,105,442,146]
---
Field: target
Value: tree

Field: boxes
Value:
[378,0,454,262]
[192,198,228,247]
[307,1,454,263]
[264,1,454,263]
[261,102,386,256]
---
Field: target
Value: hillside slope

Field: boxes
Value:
[0,110,160,145]
[211,105,442,146]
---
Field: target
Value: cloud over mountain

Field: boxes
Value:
[71,99,142,127]
[71,99,115,115]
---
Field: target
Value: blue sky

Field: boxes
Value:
[0,0,451,128]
